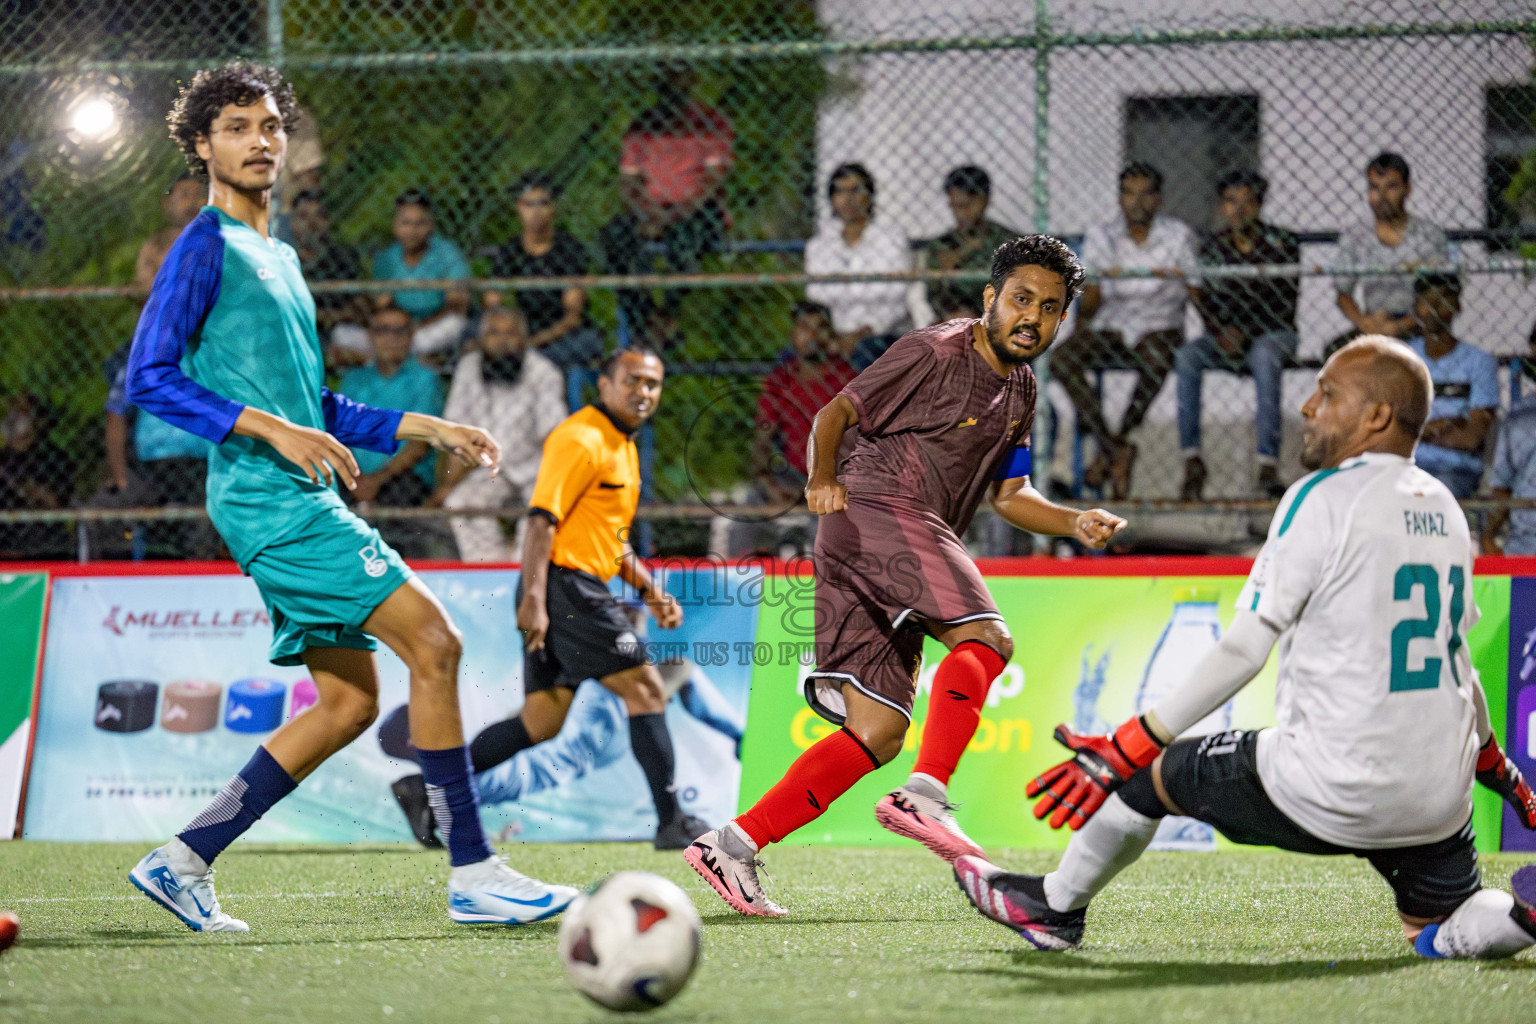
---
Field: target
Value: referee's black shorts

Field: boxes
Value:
[517,564,648,694]
[1156,729,1481,920]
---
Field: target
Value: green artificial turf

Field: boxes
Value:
[1,842,1533,1023]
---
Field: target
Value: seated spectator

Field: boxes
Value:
[1332,152,1448,348]
[431,307,567,561]
[289,190,370,367]
[1055,162,1197,498]
[805,162,918,370]
[752,301,857,505]
[1485,325,1536,555]
[600,62,734,330]
[487,170,604,370]
[338,306,443,507]
[101,338,218,558]
[135,173,204,292]
[0,393,74,559]
[1176,170,1300,501]
[371,189,470,361]
[1405,273,1496,499]
[922,165,1020,317]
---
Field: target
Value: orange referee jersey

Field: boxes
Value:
[528,404,640,582]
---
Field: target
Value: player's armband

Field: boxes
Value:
[994,445,1032,481]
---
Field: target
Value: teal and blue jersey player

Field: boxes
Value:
[124,59,577,937]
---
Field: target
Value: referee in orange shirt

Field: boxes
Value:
[464,347,706,852]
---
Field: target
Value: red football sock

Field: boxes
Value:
[736,727,881,849]
[912,640,1006,785]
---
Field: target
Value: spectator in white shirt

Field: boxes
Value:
[805,163,922,369]
[1056,162,1197,498]
[430,306,568,561]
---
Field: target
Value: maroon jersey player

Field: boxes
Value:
[686,235,1125,916]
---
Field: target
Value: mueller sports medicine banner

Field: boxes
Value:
[24,568,755,843]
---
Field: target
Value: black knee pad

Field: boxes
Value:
[1118,767,1167,819]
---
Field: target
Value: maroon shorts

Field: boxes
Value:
[805,494,1000,724]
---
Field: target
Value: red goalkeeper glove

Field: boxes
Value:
[1026,717,1164,831]
[1477,735,1536,830]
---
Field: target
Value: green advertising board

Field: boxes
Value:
[738,571,1510,853]
[0,571,48,837]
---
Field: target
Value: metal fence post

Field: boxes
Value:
[1033,0,1056,502]
[267,0,285,66]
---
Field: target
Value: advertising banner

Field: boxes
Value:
[1504,576,1536,853]
[739,571,1511,853]
[24,567,756,844]
[0,571,47,839]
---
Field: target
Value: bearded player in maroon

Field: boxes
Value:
[686,235,1125,916]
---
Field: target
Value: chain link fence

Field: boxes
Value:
[1,0,1534,560]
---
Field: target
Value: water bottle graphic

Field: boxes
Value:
[1135,586,1230,851]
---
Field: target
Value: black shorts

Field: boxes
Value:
[1158,730,1481,919]
[517,565,647,694]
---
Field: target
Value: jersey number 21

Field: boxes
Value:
[1390,563,1465,692]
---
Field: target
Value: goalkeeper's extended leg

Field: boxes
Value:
[956,780,1160,948]
[1415,866,1536,959]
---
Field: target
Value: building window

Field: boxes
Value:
[1486,85,1536,249]
[1124,94,1261,233]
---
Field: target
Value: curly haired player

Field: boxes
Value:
[686,236,1126,915]
[124,61,577,933]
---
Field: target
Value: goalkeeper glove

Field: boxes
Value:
[1026,717,1164,831]
[1477,735,1536,830]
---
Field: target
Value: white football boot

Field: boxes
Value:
[129,840,249,933]
[448,855,579,925]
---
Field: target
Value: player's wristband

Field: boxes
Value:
[1112,716,1165,771]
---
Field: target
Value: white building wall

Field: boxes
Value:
[816,0,1536,497]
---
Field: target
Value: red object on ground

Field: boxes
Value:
[0,911,18,953]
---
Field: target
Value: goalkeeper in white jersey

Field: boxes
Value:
[956,336,1536,960]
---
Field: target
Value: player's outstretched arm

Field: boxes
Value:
[1027,610,1279,830]
[394,411,502,477]
[989,474,1125,548]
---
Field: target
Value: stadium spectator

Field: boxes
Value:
[432,306,567,561]
[1332,152,1449,347]
[0,392,73,559]
[752,301,857,505]
[101,338,218,558]
[135,173,204,292]
[371,189,471,360]
[1485,325,1536,555]
[1055,162,1197,498]
[1176,170,1301,500]
[1405,273,1496,499]
[922,165,1020,317]
[338,306,443,509]
[805,162,918,370]
[288,190,370,367]
[600,62,734,330]
[487,170,604,370]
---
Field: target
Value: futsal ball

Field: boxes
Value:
[557,871,702,1012]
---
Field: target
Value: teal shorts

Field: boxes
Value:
[246,506,414,666]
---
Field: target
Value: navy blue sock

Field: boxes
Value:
[417,745,494,867]
[178,746,297,866]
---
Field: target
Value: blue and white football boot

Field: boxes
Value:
[447,855,579,925]
[129,841,249,933]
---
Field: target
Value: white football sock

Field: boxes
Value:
[726,821,760,853]
[1042,794,1158,912]
[907,772,947,797]
[1431,889,1535,959]
[165,836,209,876]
